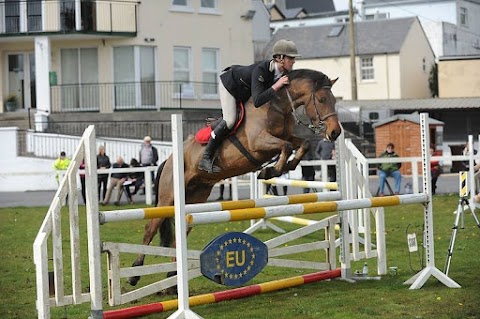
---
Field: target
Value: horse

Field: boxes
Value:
[127,68,341,286]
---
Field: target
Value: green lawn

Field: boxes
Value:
[1,195,479,319]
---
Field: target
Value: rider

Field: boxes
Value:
[199,39,301,173]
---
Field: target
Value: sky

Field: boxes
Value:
[333,0,349,11]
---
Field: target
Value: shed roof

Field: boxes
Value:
[372,112,444,128]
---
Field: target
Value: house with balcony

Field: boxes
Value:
[0,0,257,135]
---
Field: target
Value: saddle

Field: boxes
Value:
[194,101,245,144]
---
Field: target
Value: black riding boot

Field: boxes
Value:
[199,120,229,173]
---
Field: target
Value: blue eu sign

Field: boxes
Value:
[200,232,268,286]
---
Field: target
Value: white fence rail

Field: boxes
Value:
[26,130,173,164]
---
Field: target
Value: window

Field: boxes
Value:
[201,0,216,9]
[172,0,187,5]
[460,7,468,26]
[360,57,374,81]
[199,0,218,14]
[173,46,193,96]
[113,46,156,109]
[202,48,219,96]
[171,0,192,12]
[27,0,42,32]
[60,48,99,110]
[328,25,344,37]
[5,0,20,33]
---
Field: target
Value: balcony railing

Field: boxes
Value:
[50,81,221,112]
[0,0,138,36]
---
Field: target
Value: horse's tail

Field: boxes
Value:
[154,160,174,247]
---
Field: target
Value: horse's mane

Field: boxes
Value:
[288,69,330,91]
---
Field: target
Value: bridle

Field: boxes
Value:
[286,81,337,135]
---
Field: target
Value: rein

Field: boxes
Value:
[285,83,337,135]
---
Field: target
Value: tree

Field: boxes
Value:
[429,63,438,98]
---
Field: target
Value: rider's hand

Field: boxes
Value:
[272,75,289,91]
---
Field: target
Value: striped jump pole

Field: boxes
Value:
[99,191,342,224]
[102,268,341,319]
[263,178,338,190]
[187,194,428,226]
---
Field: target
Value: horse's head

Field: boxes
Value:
[287,69,342,141]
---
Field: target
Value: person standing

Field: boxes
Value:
[139,136,158,189]
[377,143,402,196]
[79,159,86,204]
[301,149,315,193]
[139,136,159,166]
[315,138,336,182]
[97,145,111,202]
[430,145,442,195]
[53,151,71,185]
[199,39,301,173]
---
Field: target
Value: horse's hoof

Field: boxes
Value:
[258,167,274,180]
[127,276,140,286]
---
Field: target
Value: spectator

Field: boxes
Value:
[430,145,442,195]
[139,136,159,190]
[79,159,86,204]
[315,138,336,182]
[102,156,129,206]
[139,136,159,166]
[97,145,111,202]
[124,158,144,204]
[377,143,402,196]
[53,151,71,185]
[301,149,315,193]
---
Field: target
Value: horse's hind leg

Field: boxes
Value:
[127,218,165,286]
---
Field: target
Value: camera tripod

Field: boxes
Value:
[444,196,480,276]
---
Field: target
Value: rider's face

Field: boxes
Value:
[279,56,295,72]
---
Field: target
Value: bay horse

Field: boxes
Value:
[127,69,341,286]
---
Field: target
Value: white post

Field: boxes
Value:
[337,132,351,278]
[404,113,460,289]
[231,177,239,201]
[168,114,203,319]
[84,126,104,317]
[34,36,51,131]
[144,167,153,205]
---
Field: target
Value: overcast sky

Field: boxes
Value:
[333,0,349,11]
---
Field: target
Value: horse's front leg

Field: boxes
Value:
[254,135,294,180]
[285,136,310,171]
[127,218,164,286]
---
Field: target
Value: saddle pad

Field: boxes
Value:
[195,126,213,144]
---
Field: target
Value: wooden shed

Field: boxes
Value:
[373,113,444,175]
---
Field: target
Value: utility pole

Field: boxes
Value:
[348,0,358,100]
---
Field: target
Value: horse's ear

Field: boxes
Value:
[330,77,339,86]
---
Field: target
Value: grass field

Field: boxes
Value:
[1,194,479,319]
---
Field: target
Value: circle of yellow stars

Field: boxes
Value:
[215,237,256,280]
